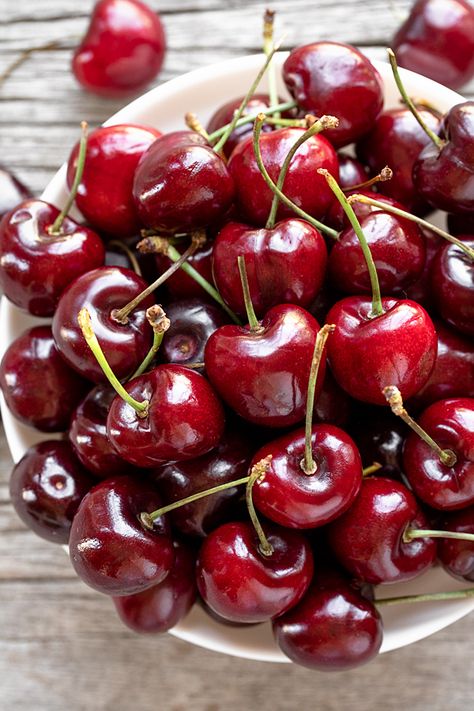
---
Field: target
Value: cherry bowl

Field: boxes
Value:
[1,52,472,663]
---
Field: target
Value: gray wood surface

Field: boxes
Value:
[1,1,474,709]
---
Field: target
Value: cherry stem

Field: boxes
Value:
[213,40,281,155]
[48,121,88,236]
[383,385,457,467]
[77,308,149,417]
[263,9,279,119]
[107,240,143,277]
[301,324,336,475]
[130,305,170,380]
[266,114,339,229]
[387,48,444,150]
[318,168,384,317]
[252,114,339,240]
[348,193,474,261]
[185,112,210,140]
[342,166,393,193]
[207,99,298,144]
[237,255,262,332]
[0,39,72,86]
[404,528,474,544]
[376,587,474,607]
[246,456,274,557]
[363,462,383,476]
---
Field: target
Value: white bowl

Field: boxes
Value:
[1,52,472,663]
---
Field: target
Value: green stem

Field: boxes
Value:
[376,588,474,607]
[263,9,279,120]
[49,121,88,235]
[266,115,339,229]
[77,308,149,416]
[404,529,474,544]
[318,168,383,317]
[246,457,274,557]
[252,114,339,240]
[363,462,383,477]
[237,255,261,331]
[207,100,297,144]
[130,305,170,379]
[301,324,336,475]
[387,48,444,150]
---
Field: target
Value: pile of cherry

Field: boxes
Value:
[0,36,473,673]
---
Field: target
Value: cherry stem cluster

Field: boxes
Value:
[237,255,262,332]
[49,121,88,236]
[207,99,298,144]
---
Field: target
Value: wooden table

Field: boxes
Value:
[1,2,473,709]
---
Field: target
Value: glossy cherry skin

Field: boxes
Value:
[0,166,31,219]
[107,364,225,467]
[69,385,133,478]
[155,241,214,300]
[313,369,352,428]
[348,406,408,480]
[9,441,95,544]
[67,124,161,239]
[413,102,474,214]
[113,541,196,633]
[431,237,474,337]
[227,127,338,226]
[405,227,443,309]
[327,477,437,584]
[273,580,383,670]
[328,212,426,295]
[52,266,154,383]
[160,298,229,372]
[356,106,441,213]
[69,476,174,596]
[0,199,105,317]
[403,398,474,510]
[154,426,253,537]
[205,304,322,428]
[196,520,314,623]
[392,0,474,90]
[337,154,368,189]
[251,424,362,529]
[72,0,166,97]
[326,297,437,405]
[438,506,474,581]
[212,219,327,318]
[0,326,89,432]
[133,131,235,234]
[283,42,384,147]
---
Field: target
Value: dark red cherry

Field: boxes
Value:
[273,579,383,670]
[328,211,426,295]
[282,42,384,147]
[205,304,322,428]
[348,406,408,480]
[327,477,437,584]
[69,476,174,596]
[0,199,105,317]
[403,398,474,510]
[133,131,235,234]
[154,425,253,537]
[326,297,437,405]
[392,0,474,90]
[72,0,166,97]
[67,124,161,239]
[113,541,196,633]
[356,106,441,213]
[438,506,474,581]
[413,102,474,214]
[251,424,362,529]
[107,364,225,467]
[0,165,31,219]
[9,441,94,544]
[212,219,327,318]
[196,520,313,623]
[313,369,352,427]
[405,227,444,309]
[227,127,338,225]
[69,385,133,478]
[430,236,474,337]
[155,241,214,300]
[0,326,89,432]
[337,153,368,189]
[52,267,154,383]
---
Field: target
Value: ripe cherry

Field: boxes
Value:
[438,506,474,582]
[337,154,368,189]
[430,236,474,337]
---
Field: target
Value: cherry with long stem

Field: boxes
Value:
[48,121,88,236]
[207,99,298,144]
[342,165,393,193]
[130,305,170,379]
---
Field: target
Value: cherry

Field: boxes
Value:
[133,131,235,234]
[212,219,327,318]
[69,385,133,478]
[67,124,161,239]
[405,227,444,309]
[9,441,95,544]
[154,241,214,300]
[327,477,437,584]
[113,541,196,633]
[438,506,474,582]
[0,326,88,432]
[72,0,166,97]
[337,154,368,189]
[392,0,474,90]
[348,406,408,481]
[313,369,352,428]
[282,42,383,147]
[0,165,31,219]
[69,476,174,596]
[52,267,154,383]
[430,236,474,337]
[196,520,313,623]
